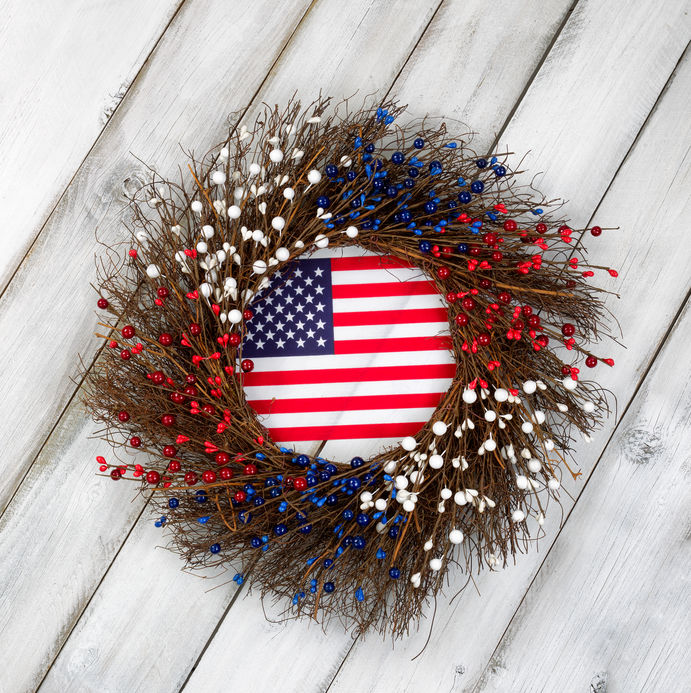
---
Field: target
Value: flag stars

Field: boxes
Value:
[316,302,325,312]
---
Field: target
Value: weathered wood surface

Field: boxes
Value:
[0,0,688,691]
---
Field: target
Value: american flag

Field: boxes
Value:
[241,248,455,458]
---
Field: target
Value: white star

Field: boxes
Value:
[296,320,305,330]
[317,337,326,347]
[275,321,284,331]
[315,302,325,312]
[305,277,314,286]
[314,267,324,277]
[296,338,305,348]
[274,303,284,313]
[305,311,315,321]
[295,304,304,312]
[295,286,304,295]
[265,294,274,304]
[285,295,294,304]
[285,312,295,321]
[265,329,275,340]
[316,320,325,329]
[285,329,295,339]
[315,285,324,295]
[274,285,284,295]
[254,339,265,349]
[306,329,315,338]
[254,303,264,313]
[294,268,302,277]
[276,338,285,348]
[305,294,314,303]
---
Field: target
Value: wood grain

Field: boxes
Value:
[0,0,181,294]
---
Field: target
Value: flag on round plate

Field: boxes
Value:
[241,248,455,457]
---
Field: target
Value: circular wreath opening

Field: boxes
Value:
[85,96,618,637]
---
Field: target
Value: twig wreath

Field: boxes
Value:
[86,97,619,637]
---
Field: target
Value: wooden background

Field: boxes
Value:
[0,0,689,691]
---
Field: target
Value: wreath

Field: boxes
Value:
[86,97,618,637]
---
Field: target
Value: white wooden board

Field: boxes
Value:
[0,0,181,293]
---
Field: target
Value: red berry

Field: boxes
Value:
[478,332,491,346]
[234,490,246,503]
[183,385,198,397]
[461,297,476,311]
[151,370,165,385]
[120,349,131,360]
[157,287,169,298]
[97,298,108,309]
[512,319,525,331]
[498,291,511,304]
[228,333,241,346]
[483,233,497,246]
[215,452,231,466]
[170,391,185,404]
[118,410,130,422]
[184,471,198,486]
[590,226,602,237]
[479,278,492,289]
[185,374,197,384]
[241,359,254,373]
[436,266,450,279]
[162,445,177,458]
[469,246,482,257]
[491,251,503,262]
[146,471,161,485]
[110,469,122,480]
[293,477,308,491]
[159,333,173,346]
[603,358,615,367]
[202,404,216,416]
[446,292,457,304]
[503,219,517,232]
[561,323,576,337]
[455,313,469,326]
[585,355,597,368]
[527,315,541,329]
[244,463,257,476]
[128,249,138,258]
[559,225,571,234]
[522,305,533,317]
[189,323,202,336]
[202,470,217,484]
[243,309,254,320]
[121,325,135,339]
[219,467,234,480]
[561,365,571,375]
[536,335,549,347]
[161,414,176,427]
[130,436,141,448]
[536,223,547,234]
[168,460,181,472]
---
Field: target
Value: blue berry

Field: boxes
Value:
[403,178,415,189]
[209,543,221,554]
[495,165,506,177]
[168,498,179,509]
[326,494,338,506]
[458,191,472,204]
[316,196,330,208]
[388,526,399,538]
[273,523,288,536]
[325,164,338,177]
[470,180,485,193]
[424,201,438,214]
[419,240,431,253]
[323,581,335,593]
[429,160,442,173]
[356,513,371,526]
[457,243,469,254]
[346,170,356,181]
[324,558,334,568]
[295,454,309,467]
[253,496,265,507]
[476,158,488,168]
[195,491,207,503]
[350,456,364,468]
[298,524,312,534]
[343,509,355,520]
[347,478,361,490]
[413,137,424,149]
[391,151,405,164]
[325,464,338,475]
[407,167,419,178]
[385,186,398,198]
[389,567,401,579]
[352,536,366,549]
[250,536,262,548]
[364,143,375,153]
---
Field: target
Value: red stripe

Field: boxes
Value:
[333,307,447,326]
[248,392,445,414]
[331,255,413,271]
[269,422,426,441]
[241,363,456,387]
[334,336,451,354]
[332,281,436,299]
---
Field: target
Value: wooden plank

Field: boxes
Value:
[475,302,691,692]
[0,0,317,514]
[0,1,318,690]
[326,34,691,693]
[23,1,444,691]
[0,0,181,294]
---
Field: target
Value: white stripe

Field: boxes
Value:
[334,322,449,341]
[257,407,435,428]
[244,377,454,401]
[331,267,427,285]
[306,246,378,260]
[245,349,455,372]
[320,438,405,461]
[332,293,445,313]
